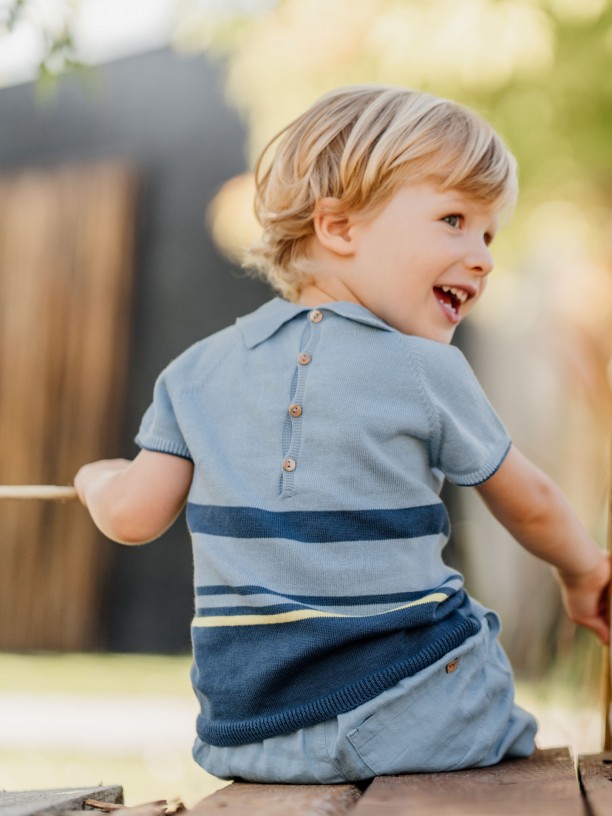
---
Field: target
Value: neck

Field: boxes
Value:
[298,280,363,308]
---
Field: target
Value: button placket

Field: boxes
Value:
[280,311,324,495]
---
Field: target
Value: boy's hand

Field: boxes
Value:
[73,450,193,544]
[74,459,131,506]
[557,554,611,645]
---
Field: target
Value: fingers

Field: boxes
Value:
[73,459,131,506]
[73,466,89,505]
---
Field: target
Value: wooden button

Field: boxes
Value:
[309,309,323,323]
[298,352,311,365]
[445,658,459,674]
[289,404,302,418]
[282,457,297,472]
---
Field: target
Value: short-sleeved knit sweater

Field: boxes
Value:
[136,298,511,747]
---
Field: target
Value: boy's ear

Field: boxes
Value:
[313,197,357,257]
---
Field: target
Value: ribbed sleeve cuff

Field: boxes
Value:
[135,433,192,461]
[447,440,512,487]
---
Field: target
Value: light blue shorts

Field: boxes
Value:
[193,606,537,783]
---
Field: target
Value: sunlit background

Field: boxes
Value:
[0,0,611,805]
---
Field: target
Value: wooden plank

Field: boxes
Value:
[0,786,123,816]
[351,748,585,816]
[577,752,612,816]
[189,782,362,815]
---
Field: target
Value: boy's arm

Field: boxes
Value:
[476,446,610,643]
[74,449,194,545]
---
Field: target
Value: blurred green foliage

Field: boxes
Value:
[0,0,85,86]
[3,0,610,213]
[178,0,612,228]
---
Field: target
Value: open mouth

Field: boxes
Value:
[433,285,471,323]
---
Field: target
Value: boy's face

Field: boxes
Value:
[343,181,499,343]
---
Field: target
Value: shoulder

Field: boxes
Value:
[394,337,494,430]
[400,335,469,364]
[158,322,241,392]
[393,335,476,384]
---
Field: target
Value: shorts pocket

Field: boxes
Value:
[344,616,517,775]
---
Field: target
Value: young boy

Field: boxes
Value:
[75,86,610,783]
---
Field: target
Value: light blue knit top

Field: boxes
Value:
[136,298,511,747]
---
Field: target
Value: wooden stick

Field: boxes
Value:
[0,485,78,500]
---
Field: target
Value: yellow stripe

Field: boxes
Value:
[192,591,449,628]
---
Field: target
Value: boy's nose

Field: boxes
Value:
[465,241,494,276]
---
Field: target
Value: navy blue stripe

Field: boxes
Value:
[187,504,449,543]
[194,599,481,746]
[197,604,308,617]
[196,585,453,606]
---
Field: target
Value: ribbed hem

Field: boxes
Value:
[198,614,481,747]
[447,440,512,487]
[135,434,192,461]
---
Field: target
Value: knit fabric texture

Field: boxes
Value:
[136,298,511,747]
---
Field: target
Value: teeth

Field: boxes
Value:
[440,285,468,304]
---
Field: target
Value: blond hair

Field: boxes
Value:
[246,86,517,301]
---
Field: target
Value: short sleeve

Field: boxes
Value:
[417,344,511,486]
[135,369,192,460]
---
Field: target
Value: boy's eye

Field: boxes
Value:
[442,214,462,228]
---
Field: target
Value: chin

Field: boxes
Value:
[418,326,456,344]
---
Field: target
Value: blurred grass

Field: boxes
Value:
[0,747,226,808]
[0,652,193,696]
[0,650,605,805]
[0,652,227,807]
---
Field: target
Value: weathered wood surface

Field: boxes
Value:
[350,748,585,816]
[189,783,362,815]
[577,752,612,816]
[8,749,612,816]
[0,786,123,816]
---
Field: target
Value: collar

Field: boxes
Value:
[236,298,395,349]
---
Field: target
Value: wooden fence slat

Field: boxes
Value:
[350,748,585,816]
[577,752,612,816]
[189,783,362,816]
[0,160,136,650]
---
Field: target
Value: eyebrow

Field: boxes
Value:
[439,194,499,220]
[437,192,473,206]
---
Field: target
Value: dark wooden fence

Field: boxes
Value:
[0,160,136,650]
